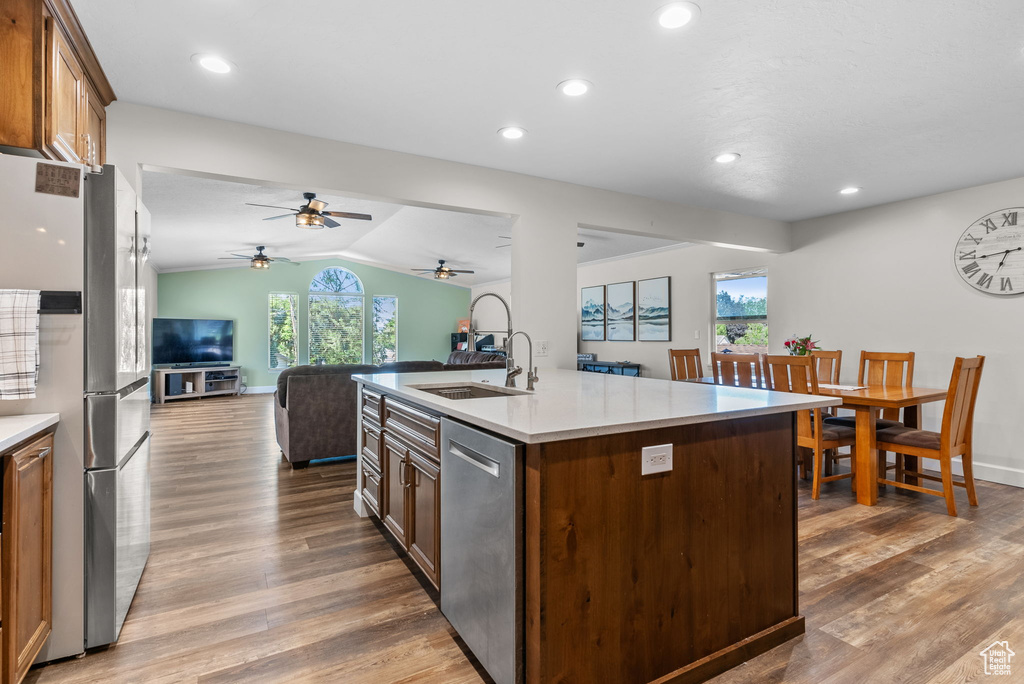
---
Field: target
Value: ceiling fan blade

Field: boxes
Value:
[323,218,341,229]
[270,256,293,262]
[448,270,475,273]
[323,211,373,221]
[410,268,436,272]
[229,253,252,258]
[246,203,299,211]
[218,256,248,260]
[263,213,298,221]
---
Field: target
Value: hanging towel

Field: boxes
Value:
[0,289,41,400]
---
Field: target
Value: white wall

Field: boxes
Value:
[572,177,1024,487]
[576,245,778,379]
[773,176,1024,486]
[105,103,790,372]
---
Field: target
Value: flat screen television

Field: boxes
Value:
[152,318,234,367]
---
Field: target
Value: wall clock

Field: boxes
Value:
[954,208,1024,295]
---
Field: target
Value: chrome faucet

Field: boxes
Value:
[468,291,516,377]
[506,330,539,390]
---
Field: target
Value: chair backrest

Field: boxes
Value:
[810,350,842,385]
[764,355,820,443]
[710,352,763,388]
[858,351,915,387]
[941,356,985,449]
[668,348,703,381]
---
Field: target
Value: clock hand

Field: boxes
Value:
[997,247,1022,271]
[979,249,1012,259]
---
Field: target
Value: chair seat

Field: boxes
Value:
[816,424,856,442]
[875,425,941,450]
[823,416,903,430]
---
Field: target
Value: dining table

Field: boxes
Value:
[685,377,948,505]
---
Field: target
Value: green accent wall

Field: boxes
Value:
[157,258,470,388]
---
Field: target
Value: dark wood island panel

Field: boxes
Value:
[525,413,801,684]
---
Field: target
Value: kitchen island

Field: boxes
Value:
[352,369,839,684]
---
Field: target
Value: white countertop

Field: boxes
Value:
[0,413,59,452]
[353,369,840,444]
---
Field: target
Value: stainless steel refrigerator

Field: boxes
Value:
[0,154,152,659]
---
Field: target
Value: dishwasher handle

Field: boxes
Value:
[448,439,501,478]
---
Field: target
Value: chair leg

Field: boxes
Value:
[962,448,979,507]
[877,450,887,488]
[940,455,957,517]
[824,449,834,476]
[812,448,824,500]
[799,448,810,480]
[894,452,904,482]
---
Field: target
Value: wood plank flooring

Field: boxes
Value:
[26,394,1024,683]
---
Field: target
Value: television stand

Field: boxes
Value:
[153,366,242,404]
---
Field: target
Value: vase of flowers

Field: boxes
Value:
[784,334,817,356]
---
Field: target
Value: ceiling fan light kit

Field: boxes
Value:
[295,213,326,229]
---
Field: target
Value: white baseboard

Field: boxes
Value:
[352,490,370,518]
[245,385,276,394]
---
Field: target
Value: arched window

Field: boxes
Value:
[308,267,365,365]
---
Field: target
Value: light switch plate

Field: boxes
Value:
[535,340,549,357]
[694,330,700,339]
[641,444,673,475]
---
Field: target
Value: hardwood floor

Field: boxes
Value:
[26,394,1024,683]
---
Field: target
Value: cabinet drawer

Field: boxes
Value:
[361,420,383,472]
[361,389,383,424]
[360,461,382,519]
[383,399,440,458]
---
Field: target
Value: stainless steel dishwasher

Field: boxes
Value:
[440,418,524,684]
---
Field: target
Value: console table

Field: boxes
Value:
[152,366,242,404]
[577,361,642,377]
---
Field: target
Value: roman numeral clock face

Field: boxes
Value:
[955,208,1024,296]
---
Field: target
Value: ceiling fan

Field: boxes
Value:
[411,259,475,280]
[219,246,300,270]
[495,236,585,248]
[246,192,372,229]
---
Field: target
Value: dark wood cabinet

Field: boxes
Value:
[1,430,54,684]
[371,396,443,590]
[381,435,409,546]
[407,451,440,588]
[0,0,114,163]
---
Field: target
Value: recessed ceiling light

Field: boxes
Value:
[557,79,592,97]
[715,152,740,164]
[191,54,233,74]
[35,227,46,233]
[839,187,861,195]
[498,127,526,140]
[656,2,700,29]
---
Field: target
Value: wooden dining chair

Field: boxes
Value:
[710,352,763,388]
[668,348,703,381]
[810,350,842,385]
[874,356,984,517]
[764,355,856,499]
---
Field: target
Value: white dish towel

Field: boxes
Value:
[0,289,41,400]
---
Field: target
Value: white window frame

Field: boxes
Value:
[711,268,769,357]
[268,292,299,371]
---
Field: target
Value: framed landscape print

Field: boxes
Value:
[580,285,606,341]
[637,276,671,341]
[606,281,636,341]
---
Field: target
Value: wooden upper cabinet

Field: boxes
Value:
[46,18,84,163]
[84,81,105,165]
[2,431,54,684]
[0,0,114,162]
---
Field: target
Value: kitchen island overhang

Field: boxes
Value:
[352,369,839,684]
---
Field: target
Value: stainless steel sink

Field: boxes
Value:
[408,382,531,399]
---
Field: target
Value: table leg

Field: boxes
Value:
[902,405,920,486]
[855,406,878,506]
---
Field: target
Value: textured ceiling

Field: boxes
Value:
[142,171,681,284]
[84,1,1024,222]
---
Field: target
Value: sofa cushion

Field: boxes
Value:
[443,362,507,371]
[277,363,380,407]
[446,350,506,365]
[378,360,446,373]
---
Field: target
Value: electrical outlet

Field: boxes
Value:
[641,444,673,475]
[694,329,700,339]
[242,375,248,383]
[535,340,549,357]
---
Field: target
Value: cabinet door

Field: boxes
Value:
[407,451,441,588]
[381,436,409,548]
[360,461,382,520]
[2,433,53,684]
[45,18,84,163]
[83,81,106,166]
